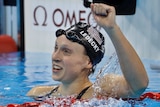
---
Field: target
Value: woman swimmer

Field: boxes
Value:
[27,3,149,100]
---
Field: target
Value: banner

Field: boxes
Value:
[24,0,160,60]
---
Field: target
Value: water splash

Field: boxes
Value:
[96,52,120,78]
[39,96,131,107]
[93,52,121,98]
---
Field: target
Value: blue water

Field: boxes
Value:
[0,52,160,106]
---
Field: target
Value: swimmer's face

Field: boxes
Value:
[52,35,92,83]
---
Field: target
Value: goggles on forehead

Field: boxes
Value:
[56,22,89,41]
[66,30,82,43]
[56,27,85,44]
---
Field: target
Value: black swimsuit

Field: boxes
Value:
[35,85,91,101]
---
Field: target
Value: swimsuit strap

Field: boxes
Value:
[48,85,91,99]
[46,86,59,98]
[36,85,91,101]
[76,85,91,99]
[34,86,59,101]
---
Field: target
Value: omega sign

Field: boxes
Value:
[33,5,96,28]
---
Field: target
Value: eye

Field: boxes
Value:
[62,48,72,55]
[54,44,58,52]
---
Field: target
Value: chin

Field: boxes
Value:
[52,76,61,81]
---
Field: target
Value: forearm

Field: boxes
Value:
[105,25,149,96]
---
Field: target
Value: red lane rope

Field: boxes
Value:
[139,92,160,100]
[1,92,160,107]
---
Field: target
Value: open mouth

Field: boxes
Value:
[52,64,62,72]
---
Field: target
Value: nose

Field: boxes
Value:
[52,49,61,63]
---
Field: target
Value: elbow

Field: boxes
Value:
[138,82,149,97]
[134,76,149,97]
[144,76,149,89]
[129,74,149,98]
[137,68,149,97]
[141,73,149,93]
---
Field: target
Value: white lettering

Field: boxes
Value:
[80,31,100,52]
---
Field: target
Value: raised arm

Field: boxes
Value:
[91,3,149,98]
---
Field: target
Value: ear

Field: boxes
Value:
[85,56,93,69]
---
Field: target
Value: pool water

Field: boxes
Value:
[0,52,160,106]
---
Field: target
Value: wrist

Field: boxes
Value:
[105,23,119,34]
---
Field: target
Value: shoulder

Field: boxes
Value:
[100,74,131,97]
[27,85,57,97]
[102,74,126,88]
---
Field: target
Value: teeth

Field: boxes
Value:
[53,65,61,69]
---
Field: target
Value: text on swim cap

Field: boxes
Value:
[80,30,100,52]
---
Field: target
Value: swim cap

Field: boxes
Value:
[56,22,105,66]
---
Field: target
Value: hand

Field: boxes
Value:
[90,3,116,29]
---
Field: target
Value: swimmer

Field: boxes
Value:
[27,3,149,100]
